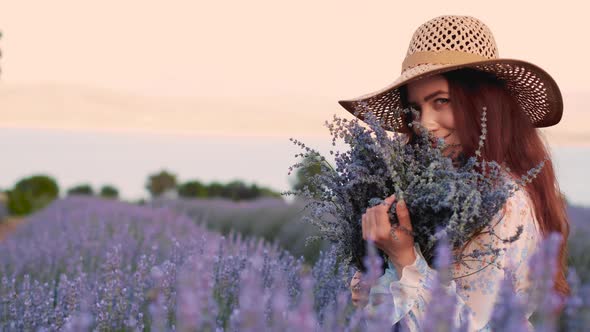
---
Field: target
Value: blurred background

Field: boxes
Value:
[0,0,588,205]
[0,1,589,249]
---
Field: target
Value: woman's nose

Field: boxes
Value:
[419,108,439,131]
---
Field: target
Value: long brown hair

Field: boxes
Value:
[399,68,570,297]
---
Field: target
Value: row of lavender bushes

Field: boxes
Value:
[151,196,590,282]
[566,204,590,284]
[0,195,589,331]
[148,197,329,263]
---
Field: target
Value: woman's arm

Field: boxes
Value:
[364,188,541,331]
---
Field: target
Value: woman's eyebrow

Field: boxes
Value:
[407,90,449,105]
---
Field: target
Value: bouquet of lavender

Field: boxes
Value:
[284,107,545,271]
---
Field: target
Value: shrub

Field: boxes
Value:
[99,185,119,199]
[66,184,94,196]
[6,175,59,216]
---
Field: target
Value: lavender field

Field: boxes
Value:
[0,196,350,331]
[1,196,590,331]
[148,197,328,263]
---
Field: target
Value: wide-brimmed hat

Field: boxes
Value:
[338,15,563,132]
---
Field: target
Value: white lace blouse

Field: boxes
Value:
[365,185,542,331]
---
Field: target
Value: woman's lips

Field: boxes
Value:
[430,131,454,147]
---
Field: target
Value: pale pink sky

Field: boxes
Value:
[1,1,589,203]
[0,0,589,144]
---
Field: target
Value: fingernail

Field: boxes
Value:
[398,199,406,208]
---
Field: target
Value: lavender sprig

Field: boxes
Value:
[285,108,545,272]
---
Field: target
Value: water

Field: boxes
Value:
[0,128,588,207]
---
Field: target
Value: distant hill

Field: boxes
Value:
[0,83,333,138]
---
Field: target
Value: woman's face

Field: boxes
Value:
[406,74,462,158]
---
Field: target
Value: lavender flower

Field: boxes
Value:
[527,233,564,332]
[0,189,588,330]
[421,234,460,332]
[284,109,541,272]
[489,268,529,331]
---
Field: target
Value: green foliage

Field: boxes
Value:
[289,154,333,199]
[221,180,280,201]
[177,180,207,198]
[66,184,94,196]
[177,179,281,201]
[0,192,7,221]
[146,170,178,198]
[256,187,282,199]
[207,182,224,197]
[99,185,119,199]
[6,174,59,216]
[223,180,255,200]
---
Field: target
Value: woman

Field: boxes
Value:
[338,15,569,331]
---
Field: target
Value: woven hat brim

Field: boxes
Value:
[338,58,563,132]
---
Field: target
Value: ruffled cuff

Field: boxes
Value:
[366,264,399,311]
[395,243,432,289]
[384,244,433,316]
[366,244,434,324]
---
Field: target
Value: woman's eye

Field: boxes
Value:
[435,98,450,105]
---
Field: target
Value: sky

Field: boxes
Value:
[0,0,588,203]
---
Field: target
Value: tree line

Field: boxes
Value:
[145,170,281,201]
[0,169,284,218]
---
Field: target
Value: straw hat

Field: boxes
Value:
[338,15,563,132]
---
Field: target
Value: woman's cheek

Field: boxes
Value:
[441,109,456,129]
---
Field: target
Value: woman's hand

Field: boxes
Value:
[361,195,417,275]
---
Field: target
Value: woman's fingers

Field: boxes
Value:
[362,195,398,242]
[362,211,376,241]
[359,195,415,267]
[396,199,413,231]
[383,194,396,209]
[361,214,367,240]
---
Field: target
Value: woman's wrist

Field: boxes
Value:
[387,247,417,275]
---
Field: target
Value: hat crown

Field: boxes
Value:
[404,15,499,68]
